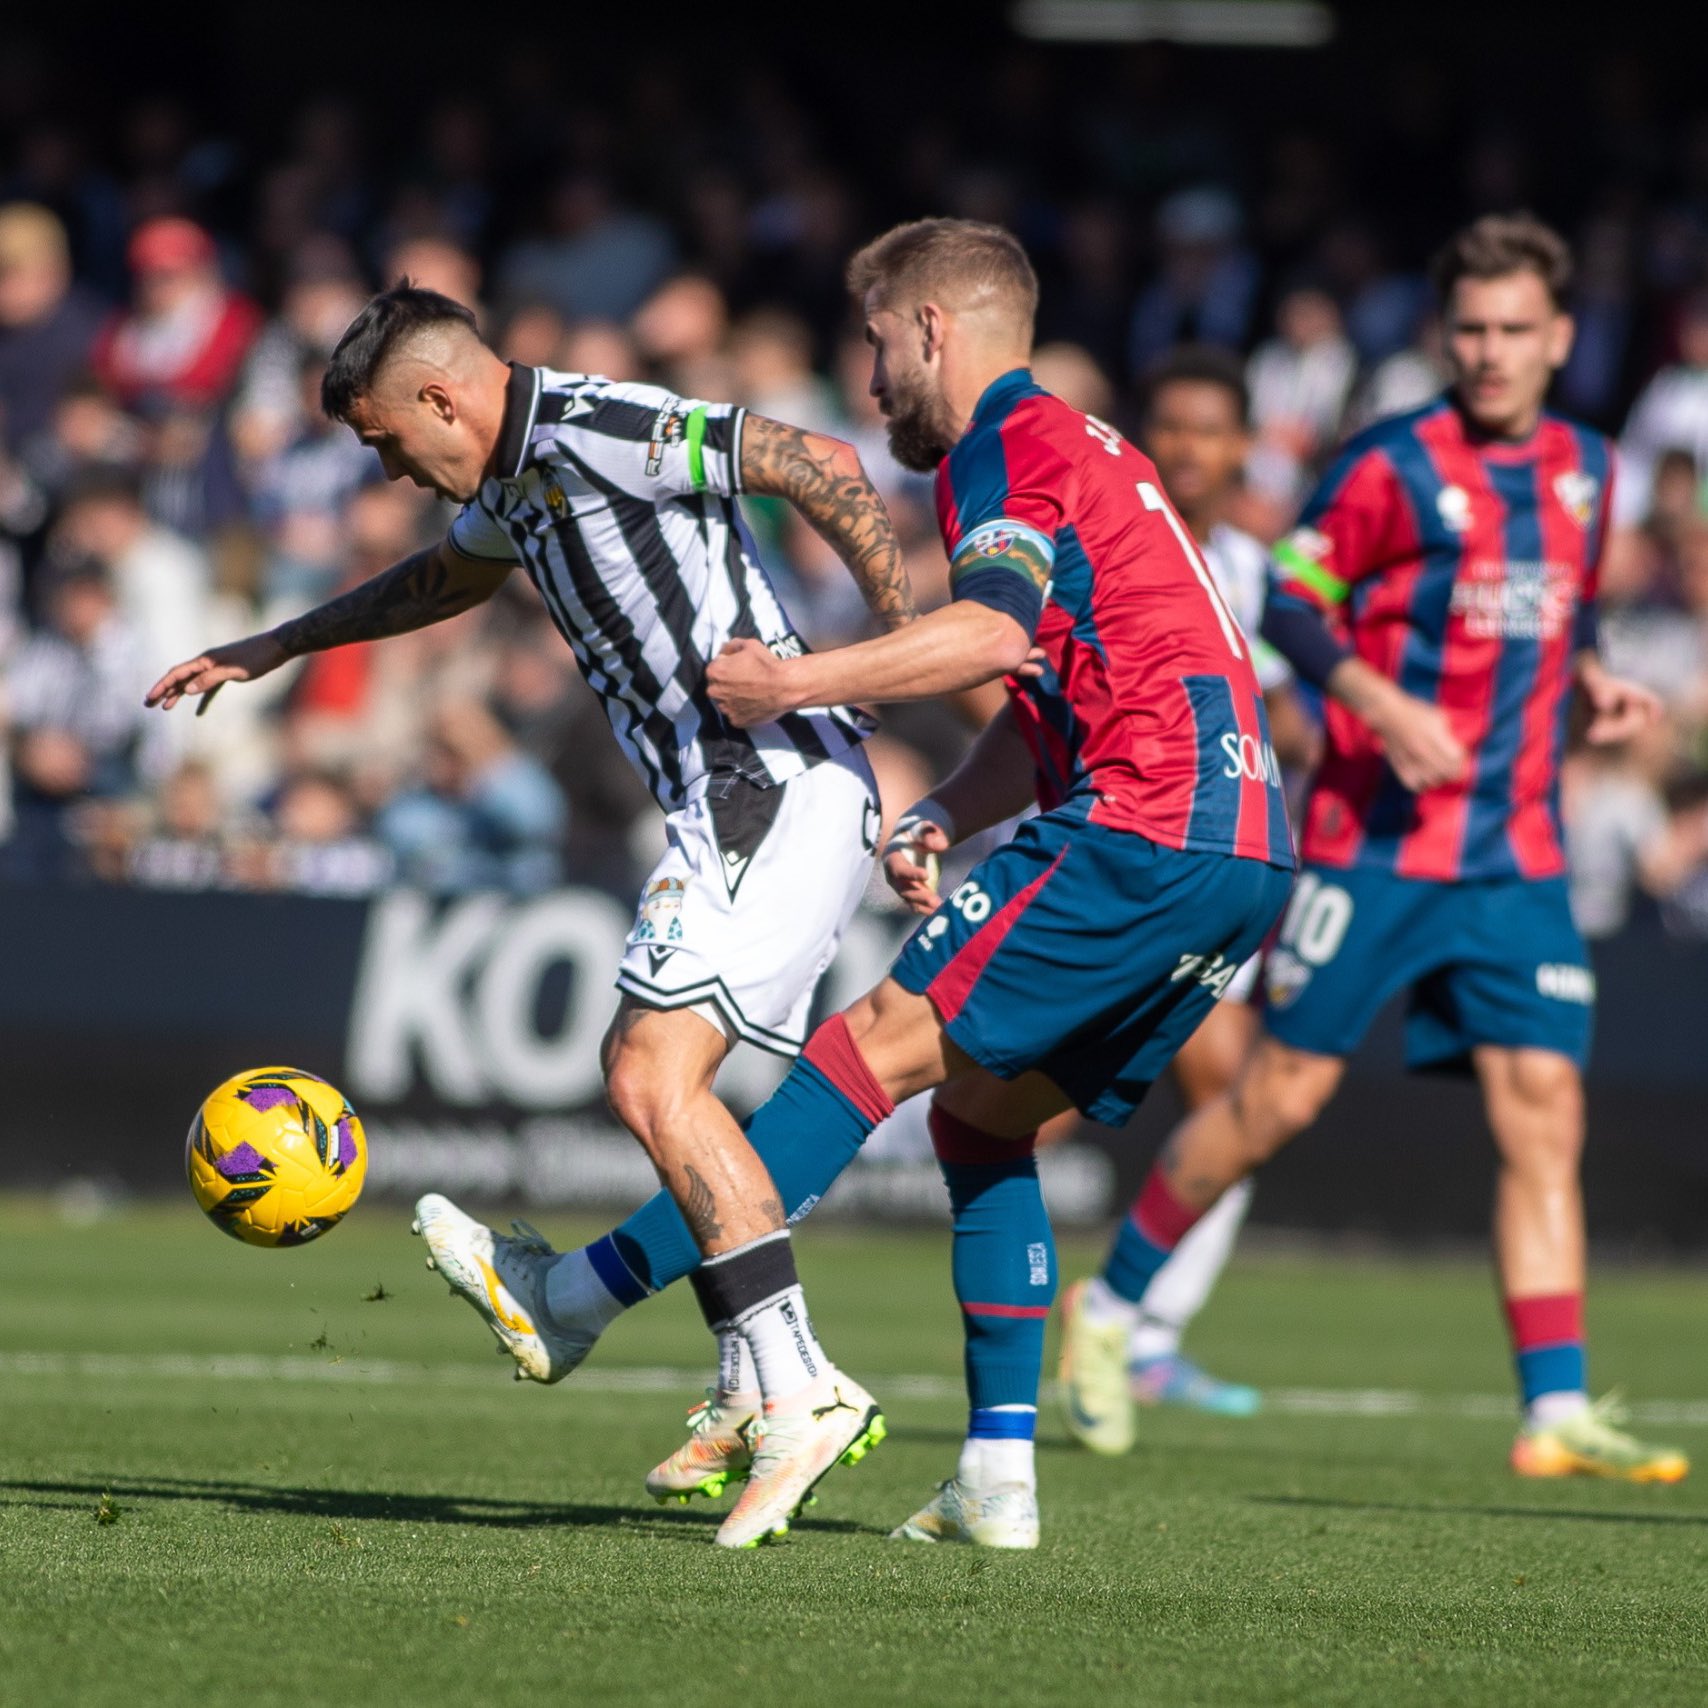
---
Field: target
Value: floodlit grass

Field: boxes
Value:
[1,1196,1704,1707]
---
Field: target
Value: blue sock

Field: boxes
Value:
[930,1105,1054,1427]
[1100,1166,1205,1303]
[582,1013,896,1299]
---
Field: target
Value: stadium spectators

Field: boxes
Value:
[0,203,102,454]
[91,218,260,412]
[375,698,566,894]
[2,47,1708,934]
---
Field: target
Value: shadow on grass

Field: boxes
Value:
[1252,1493,1708,1527]
[0,1475,876,1539]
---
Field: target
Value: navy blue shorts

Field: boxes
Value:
[890,803,1294,1125]
[1261,864,1594,1074]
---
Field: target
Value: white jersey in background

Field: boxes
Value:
[1202,522,1291,694]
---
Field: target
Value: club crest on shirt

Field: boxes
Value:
[541,473,570,518]
[1436,485,1472,533]
[631,876,686,944]
[1553,470,1598,527]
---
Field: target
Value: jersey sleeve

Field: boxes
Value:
[539,381,746,502]
[1272,442,1413,613]
[1574,442,1614,653]
[936,422,1069,638]
[447,497,517,562]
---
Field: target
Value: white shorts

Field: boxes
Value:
[615,749,879,1055]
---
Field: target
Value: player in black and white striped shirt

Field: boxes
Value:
[148,286,913,1524]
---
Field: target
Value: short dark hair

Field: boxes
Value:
[320,279,480,419]
[1430,214,1573,310]
[846,218,1038,331]
[1140,345,1250,426]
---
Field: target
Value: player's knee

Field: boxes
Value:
[1489,1050,1584,1174]
[1238,1045,1338,1153]
[928,1098,1038,1165]
[1503,1049,1582,1115]
[602,1039,684,1151]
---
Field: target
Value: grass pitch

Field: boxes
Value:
[1,1196,1705,1708]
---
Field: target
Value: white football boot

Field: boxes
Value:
[1057,1279,1138,1455]
[889,1477,1040,1549]
[412,1193,594,1383]
[646,1392,760,1503]
[713,1374,886,1549]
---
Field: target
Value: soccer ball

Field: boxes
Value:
[186,1066,367,1247]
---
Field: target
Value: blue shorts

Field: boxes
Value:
[1261,864,1594,1074]
[890,802,1294,1126]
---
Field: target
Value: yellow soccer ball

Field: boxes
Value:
[186,1066,367,1247]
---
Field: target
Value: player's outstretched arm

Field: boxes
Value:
[739,414,917,632]
[146,538,515,712]
[705,600,1031,728]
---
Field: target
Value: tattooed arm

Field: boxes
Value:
[145,538,515,711]
[739,413,916,632]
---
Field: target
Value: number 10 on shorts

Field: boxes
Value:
[1277,872,1353,967]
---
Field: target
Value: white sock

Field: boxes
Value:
[716,1328,757,1402]
[1129,1313,1182,1363]
[542,1247,632,1336]
[734,1284,831,1408]
[1129,1178,1254,1362]
[958,1427,1036,1492]
[1082,1275,1142,1327]
[1526,1389,1590,1430]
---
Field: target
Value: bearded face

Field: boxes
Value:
[878,353,957,472]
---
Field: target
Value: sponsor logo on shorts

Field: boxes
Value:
[631,876,686,945]
[1264,946,1311,1008]
[1027,1242,1050,1287]
[1536,962,1596,1004]
[1172,951,1240,999]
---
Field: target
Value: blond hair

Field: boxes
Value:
[846,218,1038,333]
[0,202,69,271]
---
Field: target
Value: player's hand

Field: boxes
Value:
[1367,687,1468,793]
[1014,645,1048,681]
[882,806,954,914]
[706,637,795,727]
[145,632,290,714]
[1578,657,1662,746]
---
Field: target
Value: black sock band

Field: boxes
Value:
[689,1231,798,1329]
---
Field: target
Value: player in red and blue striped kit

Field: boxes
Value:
[481,219,1296,1549]
[1062,214,1689,1484]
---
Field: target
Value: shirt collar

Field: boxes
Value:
[493,362,541,481]
[968,367,1036,428]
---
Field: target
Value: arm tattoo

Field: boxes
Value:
[742,414,917,632]
[272,544,501,658]
[680,1163,724,1245]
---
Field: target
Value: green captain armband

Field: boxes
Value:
[1273,531,1349,607]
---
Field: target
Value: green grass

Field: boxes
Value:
[2,1196,1705,1708]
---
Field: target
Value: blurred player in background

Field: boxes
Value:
[147,282,917,1547]
[1060,214,1689,1484]
[524,218,1296,1548]
[1028,346,1318,1423]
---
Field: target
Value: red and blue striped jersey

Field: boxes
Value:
[1270,397,1611,881]
[936,368,1293,870]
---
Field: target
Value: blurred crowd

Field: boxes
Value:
[4,43,1708,943]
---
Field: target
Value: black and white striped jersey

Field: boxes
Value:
[448,363,874,813]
